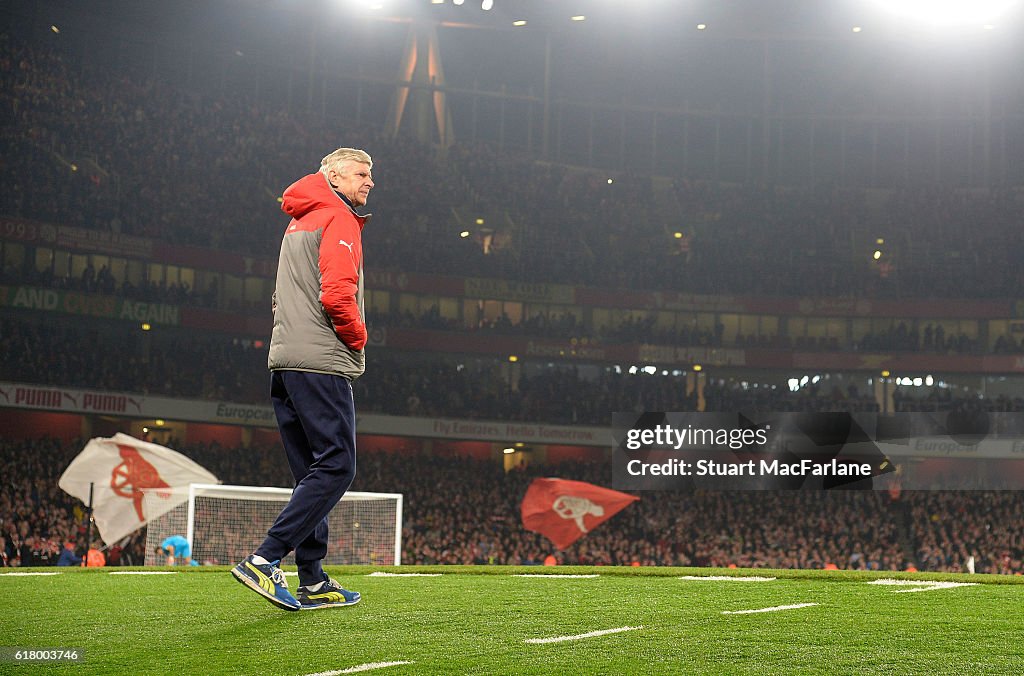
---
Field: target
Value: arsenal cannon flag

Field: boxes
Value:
[59,433,219,544]
[521,478,639,550]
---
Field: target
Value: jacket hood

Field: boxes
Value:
[281,172,352,220]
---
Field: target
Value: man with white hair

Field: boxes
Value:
[231,148,374,611]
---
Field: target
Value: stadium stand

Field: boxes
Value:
[2,32,1023,576]
[4,437,1022,574]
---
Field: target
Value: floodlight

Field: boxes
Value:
[482,0,493,10]
[867,0,1020,26]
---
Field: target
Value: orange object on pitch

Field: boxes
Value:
[85,548,106,567]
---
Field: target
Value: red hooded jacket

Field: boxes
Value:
[267,172,368,379]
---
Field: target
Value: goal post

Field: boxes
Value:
[145,484,403,567]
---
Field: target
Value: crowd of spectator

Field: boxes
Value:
[855,323,983,355]
[0,319,268,402]
[370,306,1010,356]
[0,437,145,567]
[909,492,1024,575]
[7,317,1024,425]
[3,436,1021,574]
[4,35,1024,303]
[5,262,220,308]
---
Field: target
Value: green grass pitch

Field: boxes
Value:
[1,566,1021,674]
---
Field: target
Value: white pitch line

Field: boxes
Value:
[722,603,819,615]
[0,572,60,576]
[679,575,777,582]
[525,626,642,644]
[304,661,413,675]
[514,574,600,578]
[109,571,178,575]
[367,572,442,577]
[867,579,978,593]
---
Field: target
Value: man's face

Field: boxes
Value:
[329,161,374,207]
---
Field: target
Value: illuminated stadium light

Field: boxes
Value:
[876,237,885,244]
[513,20,527,26]
[606,178,613,184]
[431,0,444,4]
[852,26,863,32]
[873,250,882,260]
[454,0,465,5]
[643,366,657,374]
[881,370,891,377]
[693,364,703,372]
[508,355,519,362]
[673,232,683,239]
[482,0,493,10]
[503,448,515,454]
[155,419,165,426]
[50,25,60,33]
[459,230,470,237]
[696,23,707,30]
[867,0,1020,26]
[141,323,152,331]
[475,217,485,225]
[788,378,800,392]
[571,15,586,22]
[926,375,935,386]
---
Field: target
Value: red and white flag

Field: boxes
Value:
[58,433,218,544]
[521,478,639,550]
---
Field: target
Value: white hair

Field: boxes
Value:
[320,147,372,178]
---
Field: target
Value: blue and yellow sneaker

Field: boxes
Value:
[296,577,361,610]
[231,555,301,611]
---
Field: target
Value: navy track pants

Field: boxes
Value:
[255,370,356,587]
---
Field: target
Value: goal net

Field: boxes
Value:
[144,484,402,566]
